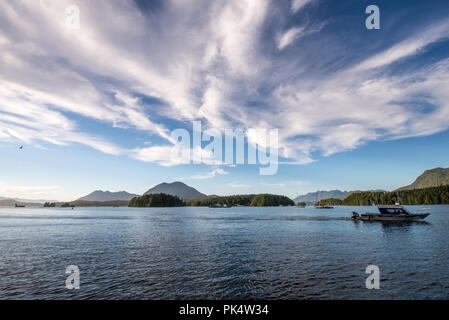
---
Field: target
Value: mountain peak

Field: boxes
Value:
[397,167,449,190]
[293,190,349,203]
[77,190,139,202]
[144,182,206,199]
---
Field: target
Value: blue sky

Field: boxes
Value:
[1,0,449,200]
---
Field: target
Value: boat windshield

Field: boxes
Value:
[378,206,410,215]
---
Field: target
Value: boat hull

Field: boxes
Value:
[352,213,429,221]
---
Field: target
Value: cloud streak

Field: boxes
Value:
[179,168,229,180]
[291,0,313,14]
[1,0,449,168]
[277,26,305,50]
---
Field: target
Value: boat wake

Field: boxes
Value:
[199,215,352,222]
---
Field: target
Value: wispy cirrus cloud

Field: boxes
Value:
[291,0,313,14]
[353,19,449,72]
[179,168,229,180]
[277,26,305,50]
[227,182,253,188]
[1,0,449,169]
[263,182,286,187]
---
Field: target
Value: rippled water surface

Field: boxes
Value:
[0,205,448,299]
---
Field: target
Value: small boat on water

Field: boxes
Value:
[14,203,25,208]
[209,203,232,208]
[351,205,429,222]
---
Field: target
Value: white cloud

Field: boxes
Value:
[1,0,449,169]
[0,81,125,155]
[132,145,223,167]
[277,26,305,50]
[266,18,449,158]
[227,182,252,188]
[263,182,286,187]
[291,0,313,14]
[0,1,173,146]
[228,180,303,189]
[182,168,229,180]
[353,19,449,71]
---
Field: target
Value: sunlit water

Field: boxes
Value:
[0,205,448,299]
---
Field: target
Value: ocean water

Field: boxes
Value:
[0,205,448,299]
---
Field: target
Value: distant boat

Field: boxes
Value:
[351,205,430,222]
[314,205,334,209]
[209,203,232,208]
[15,203,25,208]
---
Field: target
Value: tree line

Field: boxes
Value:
[43,202,56,207]
[316,185,449,206]
[187,194,294,207]
[129,193,185,207]
[315,198,343,206]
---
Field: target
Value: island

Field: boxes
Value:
[187,194,294,207]
[128,193,185,207]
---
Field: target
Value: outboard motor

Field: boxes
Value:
[351,212,359,219]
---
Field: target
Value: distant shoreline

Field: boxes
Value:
[3,184,449,208]
[1,204,444,209]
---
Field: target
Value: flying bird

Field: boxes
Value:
[19,145,23,150]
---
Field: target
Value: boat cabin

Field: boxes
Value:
[377,205,410,215]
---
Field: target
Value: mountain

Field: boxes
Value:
[0,199,17,206]
[77,190,139,202]
[397,167,449,191]
[345,189,385,197]
[293,190,349,203]
[0,196,57,203]
[58,200,130,207]
[144,182,206,199]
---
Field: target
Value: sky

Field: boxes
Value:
[1,0,449,201]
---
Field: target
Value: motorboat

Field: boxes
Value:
[351,205,429,221]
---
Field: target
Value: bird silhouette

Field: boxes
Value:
[19,145,23,150]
